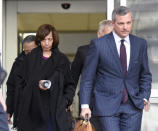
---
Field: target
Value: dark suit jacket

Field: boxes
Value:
[6,51,26,128]
[71,45,89,87]
[80,32,152,116]
[6,52,25,114]
[71,45,103,131]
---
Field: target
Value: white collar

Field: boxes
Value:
[112,31,130,44]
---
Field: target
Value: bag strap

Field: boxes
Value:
[85,114,89,122]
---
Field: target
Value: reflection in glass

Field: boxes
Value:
[127,0,158,89]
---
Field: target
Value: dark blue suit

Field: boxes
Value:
[80,33,152,131]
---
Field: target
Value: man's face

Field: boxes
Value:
[113,12,132,38]
[23,41,37,55]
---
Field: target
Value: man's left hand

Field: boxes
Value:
[144,100,150,112]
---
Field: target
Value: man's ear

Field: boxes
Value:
[111,21,114,26]
[97,31,101,38]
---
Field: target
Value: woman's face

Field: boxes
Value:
[41,32,53,51]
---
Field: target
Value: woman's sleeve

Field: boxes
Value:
[63,58,75,105]
[15,57,26,89]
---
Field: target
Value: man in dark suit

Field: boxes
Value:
[6,35,37,128]
[80,6,152,131]
[71,20,113,88]
[71,20,113,130]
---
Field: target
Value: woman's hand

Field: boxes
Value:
[39,80,49,90]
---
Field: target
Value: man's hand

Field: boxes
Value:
[80,108,91,119]
[144,100,150,112]
[7,113,13,125]
[66,104,72,112]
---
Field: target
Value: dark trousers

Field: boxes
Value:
[99,99,143,131]
[0,104,9,131]
[90,116,102,131]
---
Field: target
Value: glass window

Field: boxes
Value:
[127,0,158,94]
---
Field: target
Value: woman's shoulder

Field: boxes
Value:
[54,48,69,62]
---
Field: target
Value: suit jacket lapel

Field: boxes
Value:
[127,34,135,74]
[107,33,123,74]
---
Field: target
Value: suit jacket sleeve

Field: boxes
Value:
[80,39,99,104]
[71,48,83,88]
[6,61,17,115]
[62,57,75,105]
[139,39,152,100]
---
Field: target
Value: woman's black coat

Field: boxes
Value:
[15,47,75,131]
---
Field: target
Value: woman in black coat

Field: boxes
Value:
[16,24,75,131]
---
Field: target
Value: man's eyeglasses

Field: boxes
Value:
[41,38,53,43]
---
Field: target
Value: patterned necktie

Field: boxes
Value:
[120,39,128,103]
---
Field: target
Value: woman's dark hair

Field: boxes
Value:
[36,24,59,48]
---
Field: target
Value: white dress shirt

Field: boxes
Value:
[112,31,130,70]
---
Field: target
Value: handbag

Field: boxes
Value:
[74,114,95,131]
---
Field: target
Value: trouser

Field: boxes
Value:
[91,116,102,131]
[99,99,142,131]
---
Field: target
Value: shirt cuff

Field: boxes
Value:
[81,104,89,109]
[143,98,148,104]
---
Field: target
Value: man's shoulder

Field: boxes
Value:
[129,34,148,48]
[14,52,25,64]
[93,33,112,43]
[90,33,112,48]
[77,44,89,52]
[129,34,146,42]
[78,44,89,50]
